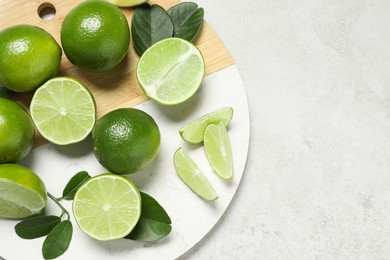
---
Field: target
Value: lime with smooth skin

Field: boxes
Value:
[0,25,61,92]
[92,108,160,174]
[61,0,130,71]
[0,98,35,163]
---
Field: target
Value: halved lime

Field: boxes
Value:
[137,38,205,106]
[180,107,233,143]
[174,148,218,201]
[105,0,147,7]
[30,77,96,145]
[0,164,47,219]
[204,122,233,180]
[73,174,141,241]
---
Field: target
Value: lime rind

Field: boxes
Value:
[30,77,96,145]
[0,179,46,218]
[137,38,205,106]
[174,147,218,201]
[180,107,233,143]
[204,122,233,180]
[73,174,141,241]
[106,0,148,7]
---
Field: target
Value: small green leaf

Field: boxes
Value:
[0,84,13,98]
[167,2,204,42]
[42,220,73,259]
[125,192,171,242]
[131,4,174,55]
[61,171,91,200]
[15,215,61,239]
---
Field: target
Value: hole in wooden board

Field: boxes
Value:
[38,2,56,21]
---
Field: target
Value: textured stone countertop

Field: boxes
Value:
[181,0,390,259]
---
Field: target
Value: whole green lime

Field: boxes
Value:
[0,98,35,163]
[92,108,160,174]
[61,0,130,71]
[0,164,47,219]
[0,25,62,92]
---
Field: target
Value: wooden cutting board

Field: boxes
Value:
[0,0,234,146]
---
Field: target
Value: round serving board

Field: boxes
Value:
[0,0,249,259]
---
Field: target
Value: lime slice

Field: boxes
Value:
[204,122,233,180]
[30,77,96,145]
[73,174,141,241]
[180,107,233,143]
[174,148,218,201]
[0,164,47,219]
[137,38,205,105]
[105,0,147,7]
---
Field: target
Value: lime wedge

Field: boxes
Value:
[30,77,96,145]
[174,148,218,201]
[204,122,233,180]
[105,0,147,7]
[137,38,205,105]
[0,164,47,219]
[180,107,233,143]
[73,174,141,241]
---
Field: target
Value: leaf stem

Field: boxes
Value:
[47,192,70,220]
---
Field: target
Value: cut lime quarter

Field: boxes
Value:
[137,38,205,105]
[204,122,233,180]
[30,77,96,145]
[73,174,141,241]
[0,164,47,219]
[180,107,233,143]
[174,148,218,201]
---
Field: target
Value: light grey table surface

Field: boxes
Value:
[181,0,390,259]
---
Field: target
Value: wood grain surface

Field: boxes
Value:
[0,0,234,146]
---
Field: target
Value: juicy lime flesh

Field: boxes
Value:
[174,148,218,201]
[92,108,160,174]
[0,98,35,163]
[0,25,61,92]
[137,38,205,105]
[180,107,233,143]
[61,0,130,71]
[30,77,96,145]
[73,174,141,241]
[106,0,147,7]
[204,122,233,180]
[0,164,47,219]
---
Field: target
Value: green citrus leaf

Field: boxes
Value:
[167,2,204,42]
[125,192,171,242]
[61,171,91,200]
[42,220,73,259]
[131,4,174,55]
[14,215,61,239]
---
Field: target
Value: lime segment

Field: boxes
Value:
[30,77,96,145]
[174,148,218,201]
[204,122,233,180]
[0,164,47,219]
[180,107,233,143]
[105,0,147,7]
[73,174,141,241]
[137,38,205,105]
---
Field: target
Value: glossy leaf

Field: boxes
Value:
[167,2,204,42]
[61,171,91,200]
[131,4,174,55]
[15,215,61,239]
[42,220,73,259]
[125,192,172,242]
